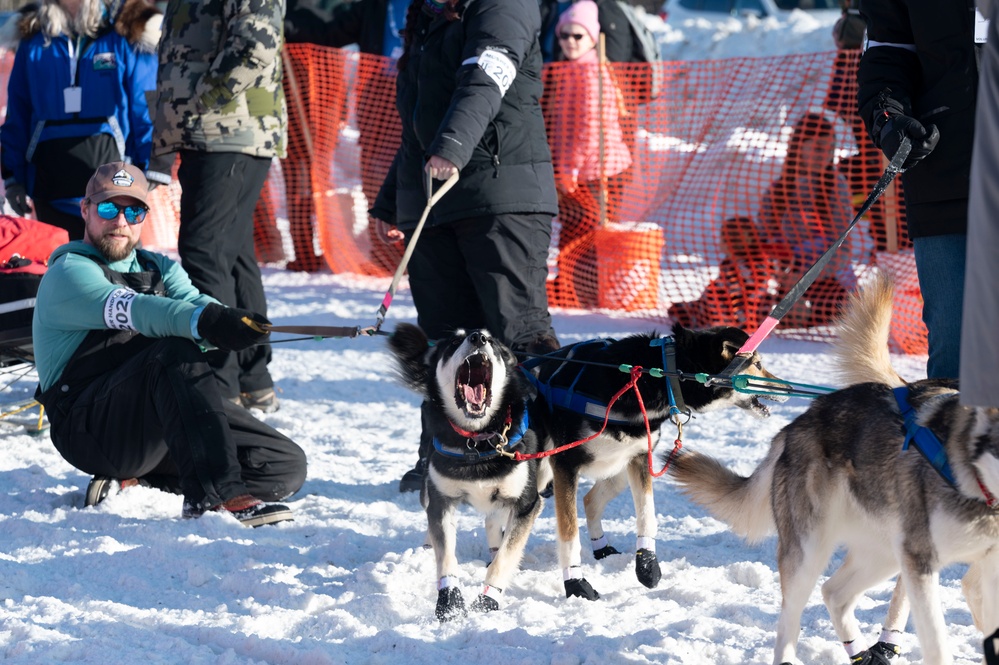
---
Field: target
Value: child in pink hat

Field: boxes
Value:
[548,0,632,308]
[555,0,601,53]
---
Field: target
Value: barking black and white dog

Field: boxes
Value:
[388,323,552,621]
[528,324,785,601]
[669,274,999,665]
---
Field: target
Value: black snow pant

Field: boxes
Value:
[177,151,274,399]
[41,338,307,511]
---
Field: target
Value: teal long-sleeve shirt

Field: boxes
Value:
[32,241,219,392]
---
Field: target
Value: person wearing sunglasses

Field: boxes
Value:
[546,0,632,308]
[31,161,307,527]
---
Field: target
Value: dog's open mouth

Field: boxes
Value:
[750,395,772,417]
[750,392,787,418]
[455,353,493,417]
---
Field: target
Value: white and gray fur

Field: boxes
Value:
[670,273,999,665]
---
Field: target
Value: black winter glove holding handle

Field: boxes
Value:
[872,95,940,170]
[197,303,270,352]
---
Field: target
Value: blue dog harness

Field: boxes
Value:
[433,403,531,462]
[892,386,956,488]
[519,336,687,425]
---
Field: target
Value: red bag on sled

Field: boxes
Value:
[1,215,69,330]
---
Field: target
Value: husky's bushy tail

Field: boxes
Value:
[669,438,783,543]
[832,272,905,389]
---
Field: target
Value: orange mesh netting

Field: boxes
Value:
[0,45,927,353]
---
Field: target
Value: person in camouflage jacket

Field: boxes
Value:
[153,0,288,412]
[153,0,287,158]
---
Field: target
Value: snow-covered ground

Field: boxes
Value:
[5,11,989,665]
[4,267,990,665]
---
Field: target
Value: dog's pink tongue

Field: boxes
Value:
[464,384,485,405]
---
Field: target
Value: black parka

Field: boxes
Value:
[285,0,388,54]
[371,0,559,230]
[857,0,979,239]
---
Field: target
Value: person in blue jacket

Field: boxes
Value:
[32,162,306,527]
[1,0,171,240]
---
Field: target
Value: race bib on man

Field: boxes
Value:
[103,288,138,330]
[472,48,516,97]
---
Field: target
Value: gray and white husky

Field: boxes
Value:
[669,274,999,665]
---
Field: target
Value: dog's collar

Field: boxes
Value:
[893,386,998,508]
[448,405,513,441]
[434,404,530,462]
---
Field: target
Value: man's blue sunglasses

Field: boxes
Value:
[95,200,148,224]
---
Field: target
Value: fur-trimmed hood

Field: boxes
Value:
[110,0,161,52]
[5,0,161,52]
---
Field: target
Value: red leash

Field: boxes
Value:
[514,366,681,477]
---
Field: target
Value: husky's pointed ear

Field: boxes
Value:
[388,323,432,394]
[670,322,693,346]
[389,323,430,358]
[721,339,741,360]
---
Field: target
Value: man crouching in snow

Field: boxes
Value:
[32,162,306,527]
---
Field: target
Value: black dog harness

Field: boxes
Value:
[519,336,687,424]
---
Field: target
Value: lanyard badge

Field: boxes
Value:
[64,36,83,114]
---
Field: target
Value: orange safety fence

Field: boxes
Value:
[0,44,927,353]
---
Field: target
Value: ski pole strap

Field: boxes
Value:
[374,172,459,330]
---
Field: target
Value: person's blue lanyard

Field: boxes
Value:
[67,34,83,84]
[64,34,85,114]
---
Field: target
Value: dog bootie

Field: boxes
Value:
[850,642,900,665]
[564,577,600,601]
[435,586,466,622]
[470,594,500,613]
[636,548,662,589]
[591,534,620,560]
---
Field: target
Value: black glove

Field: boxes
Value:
[196,303,270,352]
[872,96,939,170]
